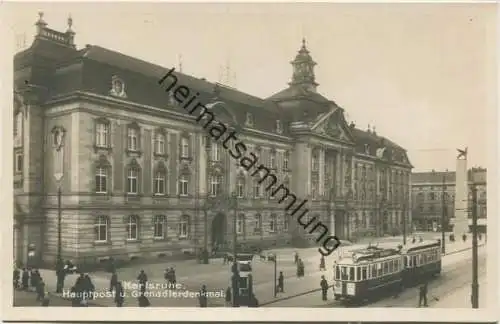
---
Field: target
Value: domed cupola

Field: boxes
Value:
[289,38,318,92]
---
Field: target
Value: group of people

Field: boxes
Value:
[164,267,177,286]
[13,266,50,306]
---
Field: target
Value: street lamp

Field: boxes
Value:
[441,173,447,254]
[471,184,479,308]
[230,190,240,307]
[51,126,65,266]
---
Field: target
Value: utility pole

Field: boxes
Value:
[471,185,479,308]
[231,191,240,307]
[403,191,407,245]
[441,173,446,254]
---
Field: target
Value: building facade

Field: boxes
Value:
[410,168,487,233]
[13,16,412,266]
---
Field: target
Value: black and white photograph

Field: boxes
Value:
[1,1,498,322]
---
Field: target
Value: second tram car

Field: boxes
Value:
[333,240,442,303]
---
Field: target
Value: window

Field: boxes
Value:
[270,153,276,169]
[388,261,393,273]
[429,192,435,200]
[96,122,109,148]
[127,168,139,194]
[245,112,254,126]
[15,153,23,173]
[154,132,165,155]
[269,214,277,233]
[237,214,244,234]
[276,120,283,134]
[179,175,189,196]
[377,263,383,277]
[153,215,165,239]
[237,178,245,198]
[312,152,319,171]
[94,216,108,242]
[211,141,221,161]
[126,215,139,240]
[181,137,189,158]
[341,267,348,280]
[335,266,340,280]
[283,214,289,231]
[127,127,139,151]
[361,267,368,280]
[371,265,377,278]
[153,171,166,195]
[283,151,289,170]
[95,167,107,193]
[253,181,261,198]
[356,267,361,281]
[179,215,189,238]
[254,214,262,234]
[210,175,222,196]
[348,267,355,281]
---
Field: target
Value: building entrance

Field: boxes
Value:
[211,212,226,250]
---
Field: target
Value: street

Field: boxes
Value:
[13,289,73,307]
[262,244,487,307]
[21,232,481,307]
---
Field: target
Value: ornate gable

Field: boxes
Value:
[312,108,354,143]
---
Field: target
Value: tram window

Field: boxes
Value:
[335,266,340,280]
[388,261,393,273]
[383,262,389,275]
[412,255,418,267]
[420,254,424,265]
[371,264,377,278]
[395,260,399,271]
[356,267,361,281]
[341,267,348,280]
[362,266,367,280]
[377,263,383,277]
[403,256,408,267]
[349,267,355,281]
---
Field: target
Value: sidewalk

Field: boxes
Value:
[36,237,484,307]
[431,277,487,308]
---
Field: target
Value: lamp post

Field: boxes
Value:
[441,173,447,254]
[273,254,277,298]
[230,191,240,307]
[471,184,479,308]
[403,192,407,245]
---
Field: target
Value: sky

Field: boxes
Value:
[6,2,497,172]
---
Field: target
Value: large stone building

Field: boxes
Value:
[13,15,412,266]
[411,168,487,233]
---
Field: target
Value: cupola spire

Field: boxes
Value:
[289,37,318,92]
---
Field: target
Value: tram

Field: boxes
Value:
[332,240,442,303]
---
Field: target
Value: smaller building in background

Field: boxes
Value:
[411,167,487,233]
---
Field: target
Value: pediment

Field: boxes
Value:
[312,108,355,143]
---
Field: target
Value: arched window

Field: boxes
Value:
[253,179,261,198]
[154,131,166,155]
[283,151,290,170]
[126,215,139,240]
[95,118,110,148]
[209,174,222,197]
[94,215,109,242]
[126,161,141,195]
[178,174,190,196]
[95,156,111,194]
[254,214,262,234]
[269,214,278,233]
[179,215,189,238]
[153,162,167,195]
[127,123,140,151]
[153,215,166,239]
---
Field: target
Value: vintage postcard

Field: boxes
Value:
[1,1,498,323]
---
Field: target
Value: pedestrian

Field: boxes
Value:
[277,271,284,293]
[74,273,85,294]
[299,259,305,277]
[462,234,467,242]
[320,275,328,301]
[294,252,299,264]
[21,268,29,290]
[171,267,177,285]
[36,278,46,301]
[412,237,416,244]
[225,287,232,307]
[115,281,124,307]
[138,293,150,307]
[137,269,148,295]
[13,267,20,289]
[418,282,428,307]
[84,274,95,299]
[199,284,208,307]
[223,253,228,265]
[56,261,66,293]
[30,268,38,291]
[109,270,118,293]
[319,255,326,271]
[478,233,483,241]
